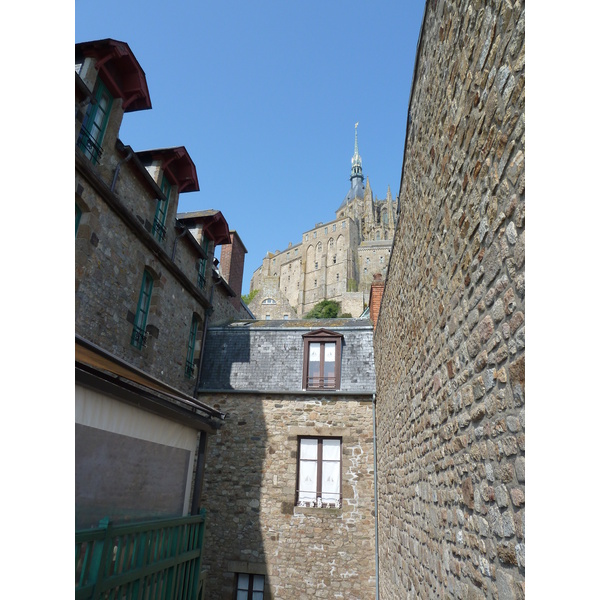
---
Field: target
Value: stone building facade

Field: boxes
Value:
[249,126,398,319]
[374,1,525,599]
[75,39,249,530]
[197,319,377,599]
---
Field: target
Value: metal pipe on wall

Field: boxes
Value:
[373,392,379,600]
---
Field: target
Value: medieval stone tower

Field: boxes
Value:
[248,125,398,319]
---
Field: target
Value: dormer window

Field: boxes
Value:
[262,298,276,305]
[197,235,210,288]
[77,79,113,164]
[302,329,343,390]
[152,176,171,242]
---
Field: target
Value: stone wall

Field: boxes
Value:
[75,174,206,396]
[198,393,377,599]
[374,1,525,599]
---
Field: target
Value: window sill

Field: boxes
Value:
[294,505,342,516]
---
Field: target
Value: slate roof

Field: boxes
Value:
[198,319,375,394]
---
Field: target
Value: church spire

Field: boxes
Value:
[350,122,364,184]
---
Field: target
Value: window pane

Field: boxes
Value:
[323,360,335,387]
[237,574,249,590]
[321,461,340,502]
[322,439,340,460]
[309,343,320,361]
[252,593,264,600]
[300,438,318,459]
[237,593,247,600]
[324,342,335,362]
[298,460,317,502]
[253,575,265,591]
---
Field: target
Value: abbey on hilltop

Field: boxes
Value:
[248,125,399,319]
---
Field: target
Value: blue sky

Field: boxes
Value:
[75,0,426,293]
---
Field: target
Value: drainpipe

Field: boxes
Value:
[373,392,380,600]
[171,222,189,261]
[194,280,215,396]
[110,147,134,192]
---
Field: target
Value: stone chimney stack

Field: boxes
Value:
[369,273,385,330]
[219,230,247,310]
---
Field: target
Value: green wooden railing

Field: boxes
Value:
[75,511,207,600]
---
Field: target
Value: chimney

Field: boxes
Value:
[219,230,247,311]
[369,273,385,330]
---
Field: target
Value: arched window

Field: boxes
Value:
[262,298,277,305]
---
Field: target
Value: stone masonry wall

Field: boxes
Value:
[198,393,376,600]
[75,170,206,396]
[374,1,524,599]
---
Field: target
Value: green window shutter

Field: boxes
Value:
[131,270,153,349]
[75,204,82,236]
[197,235,210,288]
[185,315,199,378]
[197,258,207,288]
[152,176,171,242]
[77,79,113,164]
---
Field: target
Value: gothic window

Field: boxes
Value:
[328,238,334,250]
[382,208,389,225]
[376,231,381,241]
[317,241,322,253]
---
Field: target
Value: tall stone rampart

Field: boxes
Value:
[374,1,525,598]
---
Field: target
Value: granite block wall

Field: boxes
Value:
[75,169,207,396]
[198,393,377,599]
[374,1,525,598]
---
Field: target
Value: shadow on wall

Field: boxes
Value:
[197,327,270,597]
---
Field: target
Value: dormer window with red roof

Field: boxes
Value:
[77,79,113,164]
